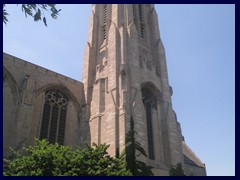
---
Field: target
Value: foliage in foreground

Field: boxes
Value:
[125,117,154,176]
[3,117,155,176]
[169,163,186,176]
[3,139,132,176]
[3,4,61,26]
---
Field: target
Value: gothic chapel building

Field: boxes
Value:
[3,4,206,176]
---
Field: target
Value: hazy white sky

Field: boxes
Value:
[3,4,235,176]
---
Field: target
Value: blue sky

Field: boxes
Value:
[3,4,235,176]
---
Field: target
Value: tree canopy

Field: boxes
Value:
[3,4,61,26]
[3,139,132,176]
[3,117,155,176]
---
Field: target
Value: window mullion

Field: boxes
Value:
[40,89,68,145]
[47,104,53,140]
[56,107,61,143]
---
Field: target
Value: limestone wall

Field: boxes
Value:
[3,53,88,157]
[184,164,207,176]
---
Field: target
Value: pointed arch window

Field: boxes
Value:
[40,89,68,145]
[142,87,156,160]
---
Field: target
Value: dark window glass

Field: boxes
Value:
[40,89,68,145]
[142,88,156,160]
[138,4,144,39]
[146,104,154,159]
[103,5,107,40]
[58,108,67,145]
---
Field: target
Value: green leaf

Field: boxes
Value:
[43,17,47,26]
[25,7,32,17]
[33,9,41,21]
[47,4,55,8]
[21,4,25,12]
[29,4,36,10]
[3,9,8,24]
[50,13,57,19]
[41,4,47,10]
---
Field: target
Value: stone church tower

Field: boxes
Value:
[3,4,206,176]
[82,4,198,175]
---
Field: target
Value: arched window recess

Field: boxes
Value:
[40,89,68,145]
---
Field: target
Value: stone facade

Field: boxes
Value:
[3,53,89,157]
[3,4,206,176]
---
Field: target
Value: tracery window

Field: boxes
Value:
[40,89,68,145]
[142,87,156,160]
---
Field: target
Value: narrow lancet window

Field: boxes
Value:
[138,4,144,39]
[142,87,156,160]
[103,5,107,40]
